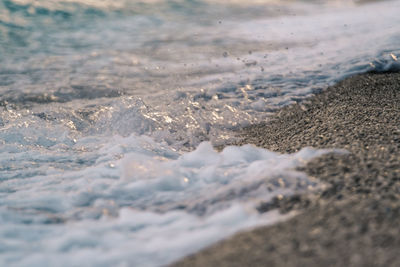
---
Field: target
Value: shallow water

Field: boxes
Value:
[0,0,399,266]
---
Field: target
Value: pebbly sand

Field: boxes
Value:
[172,72,400,266]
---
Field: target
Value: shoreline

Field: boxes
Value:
[172,72,400,266]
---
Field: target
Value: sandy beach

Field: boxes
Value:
[173,71,400,266]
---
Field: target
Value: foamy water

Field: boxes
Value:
[0,0,399,266]
[1,135,338,266]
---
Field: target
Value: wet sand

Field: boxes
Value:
[172,72,400,266]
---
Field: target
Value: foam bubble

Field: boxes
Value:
[0,132,344,266]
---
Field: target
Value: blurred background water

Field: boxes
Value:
[0,0,399,266]
[1,0,399,148]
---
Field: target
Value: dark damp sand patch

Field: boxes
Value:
[172,72,400,267]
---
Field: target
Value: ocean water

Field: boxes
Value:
[0,0,399,266]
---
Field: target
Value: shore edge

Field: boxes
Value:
[172,72,400,266]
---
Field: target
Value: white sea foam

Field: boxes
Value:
[0,132,341,266]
